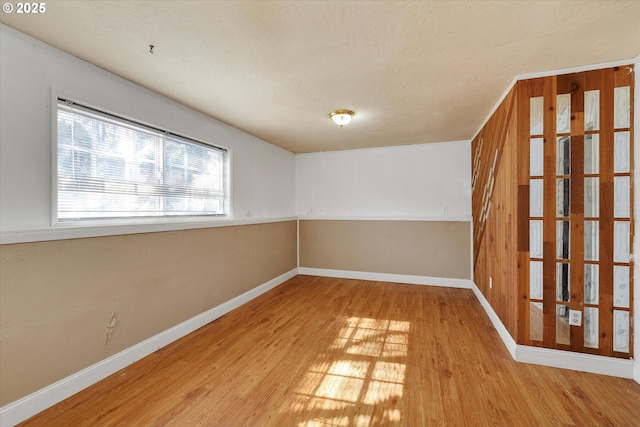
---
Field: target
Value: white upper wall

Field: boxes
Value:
[0,25,295,239]
[296,141,471,219]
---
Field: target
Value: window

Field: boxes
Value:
[56,99,228,222]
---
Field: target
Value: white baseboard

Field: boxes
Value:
[470,282,517,358]
[298,267,473,289]
[470,282,635,380]
[634,360,640,384]
[0,268,298,427]
[515,346,634,379]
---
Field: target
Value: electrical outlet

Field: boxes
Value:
[442,206,448,214]
[569,310,582,326]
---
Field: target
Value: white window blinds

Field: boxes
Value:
[56,99,227,221]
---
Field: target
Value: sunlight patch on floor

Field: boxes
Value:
[287,317,410,427]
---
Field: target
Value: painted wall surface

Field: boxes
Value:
[0,220,297,405]
[295,142,472,279]
[300,220,471,279]
[0,25,298,407]
[0,25,295,235]
[295,141,471,219]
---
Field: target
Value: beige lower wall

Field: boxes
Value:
[0,220,297,406]
[299,220,471,279]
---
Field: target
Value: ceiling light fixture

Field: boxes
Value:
[329,110,354,127]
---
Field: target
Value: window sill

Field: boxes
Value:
[0,216,297,244]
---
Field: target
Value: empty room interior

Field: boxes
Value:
[1,1,640,426]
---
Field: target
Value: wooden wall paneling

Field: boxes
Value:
[569,72,586,135]
[472,90,516,266]
[504,113,519,335]
[583,70,603,355]
[512,103,523,335]
[542,76,558,348]
[516,81,531,345]
[478,66,633,358]
[569,138,586,353]
[471,131,483,252]
[553,75,572,352]
[519,78,546,346]
[472,100,496,264]
[487,123,501,327]
[471,87,519,337]
[489,109,518,335]
[612,65,635,358]
[599,68,615,356]
[530,77,546,98]
[621,65,634,358]
[565,72,586,352]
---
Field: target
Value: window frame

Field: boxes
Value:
[52,96,231,226]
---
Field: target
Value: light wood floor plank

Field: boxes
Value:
[20,276,640,426]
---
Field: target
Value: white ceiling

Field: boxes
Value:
[2,1,639,153]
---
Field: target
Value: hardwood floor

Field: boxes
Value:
[20,276,640,426]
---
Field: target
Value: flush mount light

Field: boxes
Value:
[329,110,354,127]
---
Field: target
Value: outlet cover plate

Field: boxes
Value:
[569,310,582,326]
